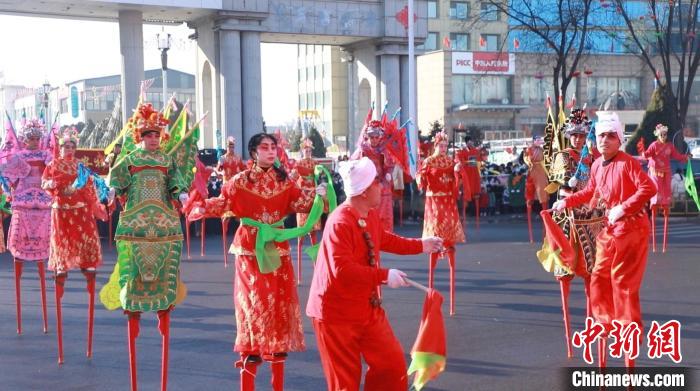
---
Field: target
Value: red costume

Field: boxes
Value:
[456,145,481,199]
[562,151,656,335]
[417,142,464,315]
[307,204,423,391]
[644,139,687,207]
[218,151,246,183]
[199,163,316,390]
[290,154,320,284]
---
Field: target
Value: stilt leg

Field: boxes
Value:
[158,308,172,391]
[399,199,403,227]
[108,212,113,249]
[127,312,141,391]
[55,273,67,365]
[598,336,607,369]
[462,200,467,223]
[428,252,439,289]
[662,206,669,253]
[201,219,206,256]
[526,202,534,243]
[475,196,480,230]
[235,354,261,391]
[14,259,23,335]
[83,269,97,358]
[297,236,303,286]
[185,219,192,259]
[651,206,657,253]
[38,261,48,334]
[583,277,592,319]
[559,278,573,358]
[222,218,229,268]
[447,249,456,316]
[267,353,287,391]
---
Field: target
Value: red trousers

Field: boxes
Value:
[312,310,407,391]
[591,224,649,333]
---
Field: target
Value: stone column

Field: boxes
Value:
[241,31,262,154]
[219,29,243,154]
[380,54,401,118]
[399,55,410,126]
[118,10,144,125]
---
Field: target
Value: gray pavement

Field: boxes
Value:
[0,215,698,390]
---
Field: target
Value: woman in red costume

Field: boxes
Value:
[41,127,107,364]
[417,131,464,316]
[290,138,320,284]
[194,133,325,391]
[554,111,656,369]
[643,124,689,252]
[217,136,246,183]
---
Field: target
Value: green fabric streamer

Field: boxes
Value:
[0,194,12,215]
[685,159,700,211]
[303,164,338,263]
[240,164,337,273]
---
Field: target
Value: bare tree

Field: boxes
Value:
[485,0,595,126]
[610,0,700,136]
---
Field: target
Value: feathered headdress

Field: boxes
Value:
[227,136,236,145]
[366,120,384,137]
[433,130,448,145]
[564,108,592,137]
[130,103,170,143]
[59,126,80,146]
[301,137,314,150]
[654,123,668,136]
[20,119,46,140]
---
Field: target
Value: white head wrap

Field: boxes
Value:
[338,157,377,197]
[596,111,624,142]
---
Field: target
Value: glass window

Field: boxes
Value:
[480,3,498,21]
[428,1,438,18]
[315,91,323,110]
[59,98,68,114]
[450,1,469,20]
[520,76,577,105]
[419,32,439,51]
[482,34,499,51]
[316,65,323,80]
[307,92,314,109]
[452,75,512,106]
[299,94,307,110]
[450,33,469,51]
[587,77,640,106]
[323,90,330,107]
[298,45,306,56]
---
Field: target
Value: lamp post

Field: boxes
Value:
[42,80,51,124]
[157,30,171,109]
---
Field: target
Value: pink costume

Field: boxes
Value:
[644,140,687,207]
[4,148,52,261]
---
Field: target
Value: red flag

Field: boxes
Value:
[637,137,646,156]
[479,35,486,48]
[407,289,447,391]
[443,36,451,49]
[192,156,211,199]
[539,210,576,271]
[513,38,520,49]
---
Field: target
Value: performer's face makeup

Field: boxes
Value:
[227,142,235,153]
[596,132,621,158]
[142,131,162,151]
[255,138,278,168]
[368,134,381,147]
[60,142,76,158]
[570,133,586,151]
[25,135,40,149]
[657,132,668,142]
[302,147,312,158]
[437,141,448,155]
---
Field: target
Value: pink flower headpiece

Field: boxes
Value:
[654,123,668,136]
[302,138,314,150]
[433,130,448,144]
[59,126,80,146]
[20,119,46,140]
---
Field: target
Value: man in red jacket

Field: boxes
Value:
[553,111,656,368]
[307,157,443,391]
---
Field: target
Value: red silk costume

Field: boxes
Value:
[455,146,481,199]
[563,152,656,332]
[210,165,316,354]
[307,204,423,390]
[291,156,321,230]
[42,157,104,272]
[417,154,464,247]
[352,143,396,232]
[644,140,688,207]
[217,151,246,183]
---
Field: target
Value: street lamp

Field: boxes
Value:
[42,80,51,124]
[157,30,171,109]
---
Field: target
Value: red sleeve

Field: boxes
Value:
[327,220,389,288]
[379,228,424,255]
[644,142,657,159]
[670,146,688,163]
[41,162,60,197]
[288,180,315,213]
[620,158,657,215]
[563,162,598,208]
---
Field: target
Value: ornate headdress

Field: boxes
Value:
[654,123,669,136]
[227,136,236,145]
[59,126,80,146]
[366,120,384,137]
[433,130,448,144]
[301,138,314,150]
[20,119,46,140]
[564,108,592,137]
[129,103,170,143]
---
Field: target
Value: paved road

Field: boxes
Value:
[0,215,698,390]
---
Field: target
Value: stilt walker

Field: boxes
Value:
[417,131,464,316]
[192,133,328,391]
[290,138,321,285]
[456,138,482,228]
[542,109,605,357]
[100,100,199,391]
[524,137,549,241]
[553,111,656,370]
[454,148,472,230]
[41,127,108,364]
[2,118,52,334]
[642,124,690,253]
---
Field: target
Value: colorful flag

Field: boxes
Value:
[513,38,520,49]
[443,36,451,49]
[407,289,447,391]
[685,160,700,211]
[479,35,486,48]
[537,210,576,274]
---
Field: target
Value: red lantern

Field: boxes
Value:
[572,70,581,78]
